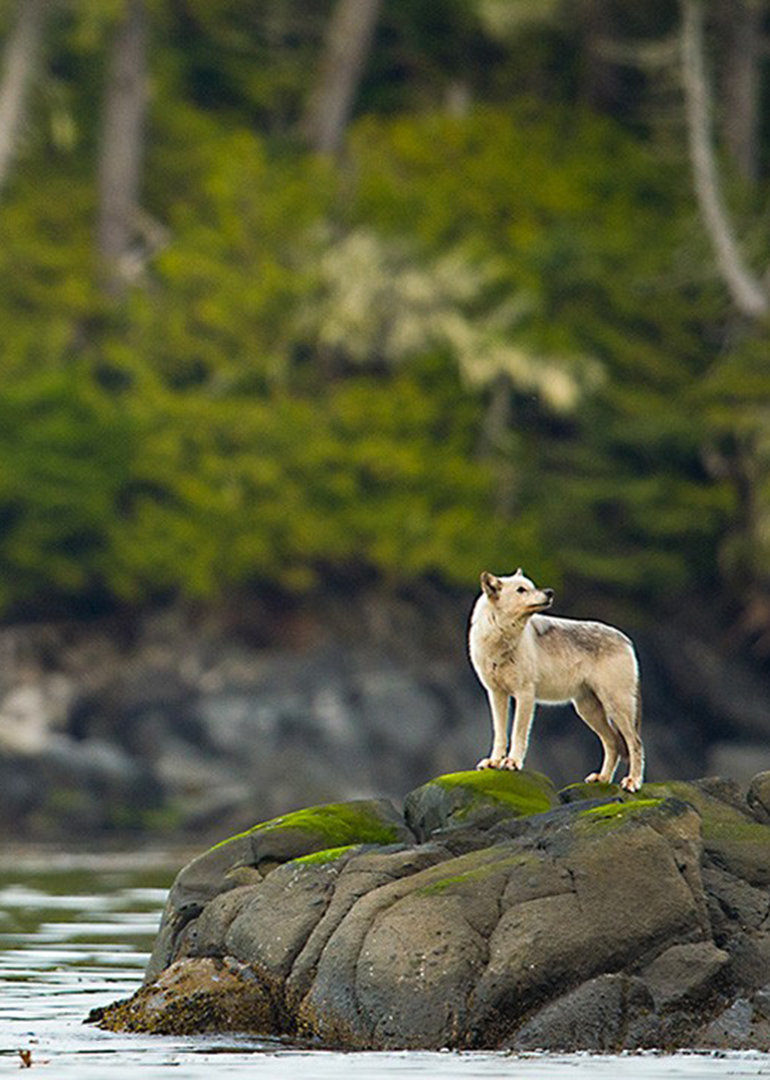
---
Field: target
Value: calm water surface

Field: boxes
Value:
[1,846,769,1079]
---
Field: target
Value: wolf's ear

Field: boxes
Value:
[515,567,523,576]
[481,571,502,600]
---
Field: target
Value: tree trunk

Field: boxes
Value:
[577,0,620,112]
[96,0,149,296]
[0,0,50,195]
[302,0,383,157]
[679,0,768,318]
[720,0,763,183]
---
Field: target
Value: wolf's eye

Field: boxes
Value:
[516,586,527,594]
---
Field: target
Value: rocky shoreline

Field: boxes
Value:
[3,595,770,842]
[93,769,770,1052]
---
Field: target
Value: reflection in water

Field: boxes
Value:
[0,848,175,1045]
[1,848,769,1079]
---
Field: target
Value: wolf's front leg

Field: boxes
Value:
[504,693,535,771]
[476,686,510,769]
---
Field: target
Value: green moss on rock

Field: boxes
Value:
[291,845,358,866]
[608,780,770,887]
[580,797,664,819]
[213,801,404,852]
[556,778,770,886]
[419,850,539,896]
[405,769,559,840]
[436,770,558,817]
[578,798,665,829]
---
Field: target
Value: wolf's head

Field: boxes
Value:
[480,569,554,621]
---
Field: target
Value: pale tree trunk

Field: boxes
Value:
[720,0,763,183]
[302,0,383,157]
[96,0,148,296]
[0,0,50,195]
[679,0,768,318]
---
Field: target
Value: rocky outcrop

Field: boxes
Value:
[94,769,770,1051]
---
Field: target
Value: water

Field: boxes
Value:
[1,847,769,1079]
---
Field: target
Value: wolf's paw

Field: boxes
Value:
[500,757,520,771]
[620,776,641,793]
[476,756,504,770]
[584,772,605,784]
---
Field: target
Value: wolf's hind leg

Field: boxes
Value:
[573,687,620,784]
[603,688,644,792]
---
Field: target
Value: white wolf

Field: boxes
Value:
[468,569,644,792]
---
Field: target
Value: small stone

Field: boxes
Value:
[697,998,754,1049]
[754,985,770,1022]
[642,942,729,1010]
[747,772,770,824]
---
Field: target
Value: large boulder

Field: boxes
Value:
[144,797,411,983]
[95,770,770,1051]
[404,769,559,841]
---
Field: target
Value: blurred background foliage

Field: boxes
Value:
[0,0,768,651]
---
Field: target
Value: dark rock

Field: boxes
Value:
[691,776,748,812]
[467,800,709,1048]
[640,942,729,1010]
[97,771,770,1052]
[601,778,770,888]
[558,780,624,805]
[224,856,351,978]
[509,974,656,1052]
[722,931,770,993]
[176,883,258,960]
[696,998,756,1049]
[702,865,769,937]
[285,843,450,1012]
[144,797,411,983]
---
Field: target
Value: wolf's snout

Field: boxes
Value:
[543,588,554,602]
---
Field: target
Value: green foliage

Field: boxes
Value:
[346,104,734,597]
[99,353,544,598]
[0,169,130,611]
[0,358,134,608]
[0,2,762,624]
[300,225,602,411]
[698,332,770,589]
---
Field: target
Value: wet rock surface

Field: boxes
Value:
[94,770,770,1051]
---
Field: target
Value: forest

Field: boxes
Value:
[1,0,770,661]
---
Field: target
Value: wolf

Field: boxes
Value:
[468,569,644,792]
